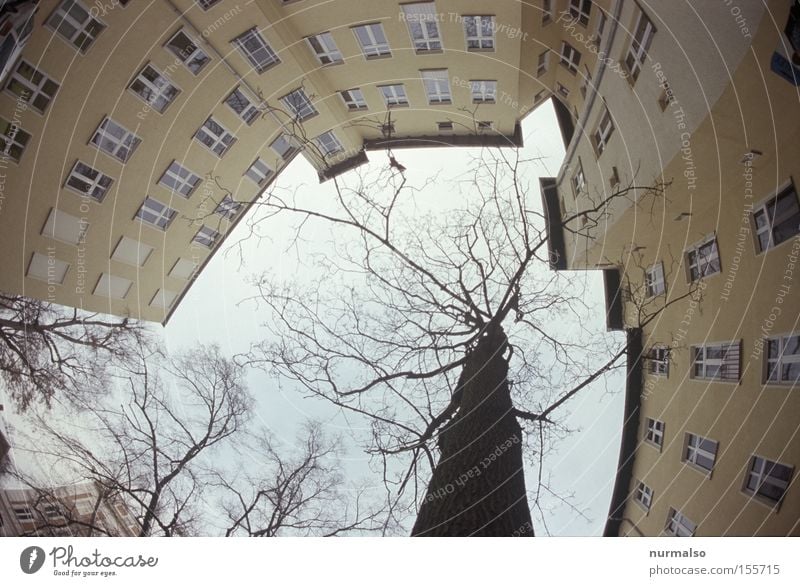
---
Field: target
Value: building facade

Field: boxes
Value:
[541,0,799,535]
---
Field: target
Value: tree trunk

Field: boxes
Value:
[411,328,534,536]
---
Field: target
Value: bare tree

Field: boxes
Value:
[232,143,696,536]
[0,293,147,410]
[11,343,252,536]
[215,420,397,536]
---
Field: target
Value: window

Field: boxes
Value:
[379,84,408,107]
[166,30,210,74]
[315,131,343,157]
[752,183,800,252]
[150,289,178,309]
[271,135,297,161]
[625,7,656,81]
[744,456,793,505]
[645,417,664,447]
[306,32,343,65]
[352,23,391,58]
[691,341,741,381]
[559,42,581,74]
[477,121,493,132]
[437,121,454,132]
[572,160,586,196]
[65,161,113,201]
[536,50,549,76]
[685,235,721,281]
[225,87,261,125]
[648,346,669,377]
[129,65,180,113]
[340,88,367,111]
[111,237,154,267]
[402,3,441,52]
[136,197,177,230]
[232,28,280,73]
[6,61,60,114]
[683,433,718,472]
[463,15,495,50]
[43,504,65,521]
[170,258,198,280]
[196,0,221,8]
[665,508,696,537]
[193,226,221,248]
[542,0,553,24]
[280,88,318,121]
[765,334,800,384]
[645,262,666,297]
[195,117,236,157]
[27,252,69,284]
[594,9,608,47]
[13,505,34,522]
[215,195,242,220]
[569,0,592,26]
[471,80,496,103]
[42,208,88,245]
[1,116,31,163]
[94,273,133,299]
[593,107,614,155]
[556,83,570,99]
[159,161,201,198]
[634,481,653,510]
[47,0,105,52]
[90,117,141,163]
[245,158,274,186]
[421,70,451,104]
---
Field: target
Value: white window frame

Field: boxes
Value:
[625,6,656,81]
[215,195,242,220]
[13,505,34,522]
[5,60,60,115]
[306,32,343,65]
[193,225,221,248]
[232,28,280,73]
[340,88,367,110]
[752,182,800,253]
[542,0,553,24]
[90,117,141,163]
[271,135,298,161]
[683,432,718,472]
[47,0,105,52]
[352,23,391,58]
[196,0,221,8]
[421,70,452,105]
[691,341,741,382]
[648,346,669,377]
[634,481,653,511]
[571,160,586,196]
[194,117,236,157]
[280,88,318,121]
[225,87,261,125]
[685,234,721,281]
[536,50,549,76]
[165,29,210,75]
[0,116,31,163]
[65,160,113,201]
[594,8,608,47]
[744,456,793,505]
[560,42,581,74]
[470,80,496,103]
[645,262,666,297]
[379,84,409,107]
[645,417,664,448]
[159,161,201,198]
[245,158,274,186]
[593,107,614,155]
[315,131,343,157]
[463,15,495,51]
[569,0,592,26]
[556,83,570,99]
[764,334,800,384]
[129,64,180,113]
[665,508,696,537]
[402,2,442,53]
[135,197,177,230]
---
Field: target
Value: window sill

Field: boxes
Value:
[682,461,714,479]
[740,490,783,513]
